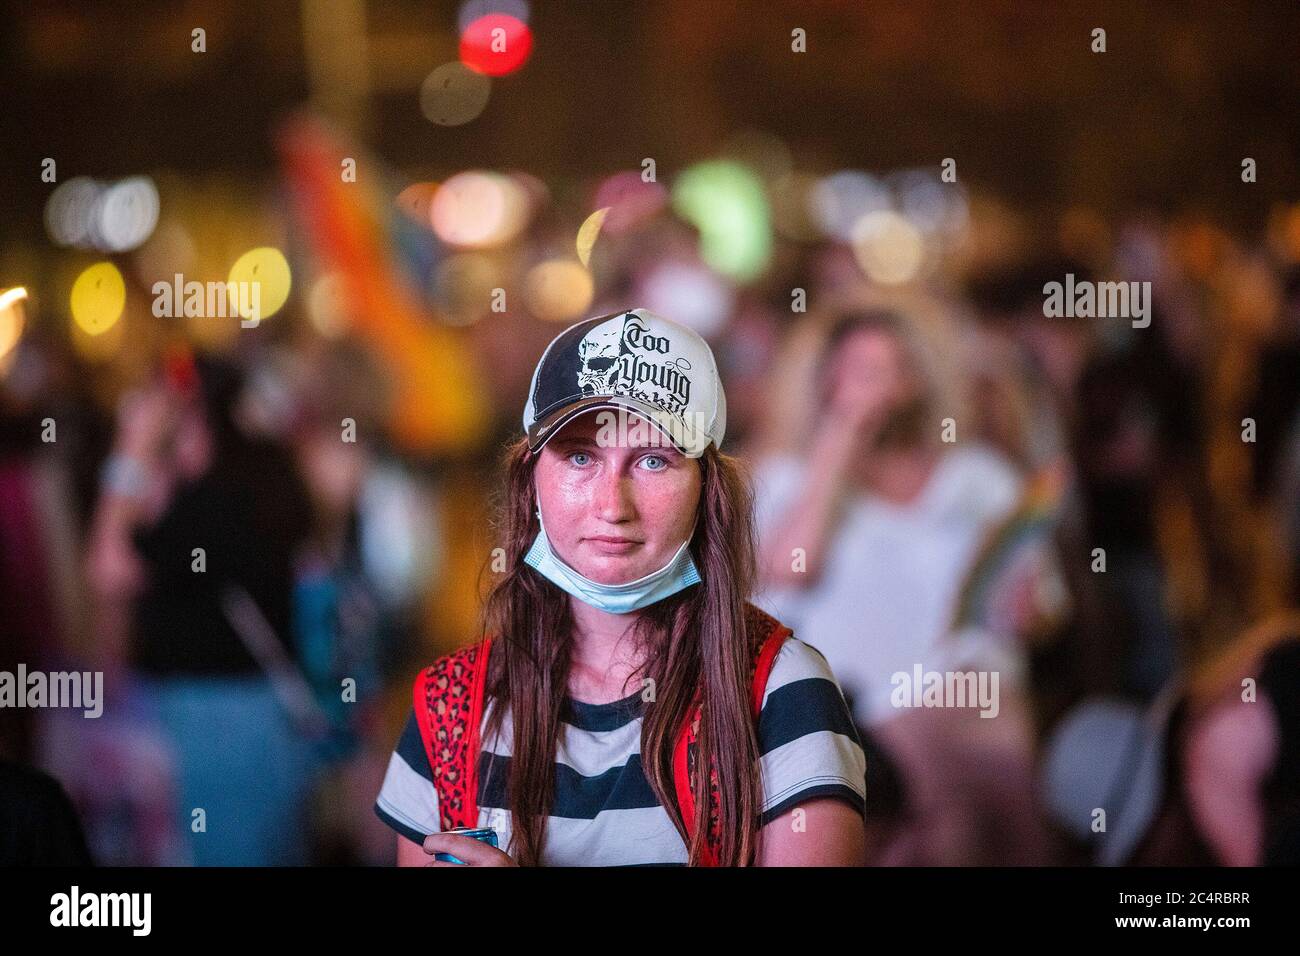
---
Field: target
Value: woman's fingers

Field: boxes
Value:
[421,832,514,866]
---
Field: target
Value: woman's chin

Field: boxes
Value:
[576,553,653,585]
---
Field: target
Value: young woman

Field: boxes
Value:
[374,308,868,866]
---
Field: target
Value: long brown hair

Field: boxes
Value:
[475,435,761,866]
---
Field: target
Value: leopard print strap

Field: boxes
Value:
[412,639,492,832]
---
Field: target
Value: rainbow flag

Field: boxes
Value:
[277,114,490,455]
[950,458,1070,635]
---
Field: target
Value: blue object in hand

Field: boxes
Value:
[433,826,499,864]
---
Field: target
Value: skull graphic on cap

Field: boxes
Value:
[576,320,625,396]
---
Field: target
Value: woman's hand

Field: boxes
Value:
[419,833,518,867]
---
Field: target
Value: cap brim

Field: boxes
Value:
[526,397,707,458]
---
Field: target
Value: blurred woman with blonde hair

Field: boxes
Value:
[750,286,1056,864]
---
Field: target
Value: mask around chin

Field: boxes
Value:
[526,502,701,614]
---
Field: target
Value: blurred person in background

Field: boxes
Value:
[966,248,1214,713]
[1250,266,1300,604]
[263,341,440,865]
[751,289,1057,864]
[84,352,317,865]
[0,328,106,763]
[1042,614,1300,866]
[1180,615,1300,865]
[0,329,101,865]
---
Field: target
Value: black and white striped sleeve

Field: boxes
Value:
[373,707,442,843]
[756,637,868,825]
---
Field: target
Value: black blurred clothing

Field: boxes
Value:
[131,439,313,675]
[0,760,93,865]
[1247,345,1300,500]
[1260,638,1300,864]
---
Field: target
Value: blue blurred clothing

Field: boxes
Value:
[148,674,320,866]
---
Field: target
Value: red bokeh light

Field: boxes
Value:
[460,14,533,77]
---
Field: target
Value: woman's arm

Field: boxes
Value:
[396,834,429,867]
[756,422,860,591]
[754,797,867,866]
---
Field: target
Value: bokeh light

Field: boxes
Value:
[523,259,593,322]
[45,177,102,248]
[638,260,733,338]
[592,172,667,236]
[433,252,503,325]
[97,176,160,252]
[0,287,28,368]
[396,182,440,229]
[671,160,772,282]
[460,13,533,77]
[46,176,160,252]
[850,209,925,285]
[457,0,530,34]
[887,168,968,237]
[810,170,890,242]
[420,61,492,126]
[431,171,529,248]
[576,207,609,268]
[306,272,351,339]
[228,247,293,323]
[69,262,125,335]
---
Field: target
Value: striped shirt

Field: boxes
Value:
[374,636,867,865]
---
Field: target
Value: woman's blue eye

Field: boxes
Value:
[640,455,667,471]
[569,451,592,467]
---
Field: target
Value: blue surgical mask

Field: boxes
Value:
[523,504,701,614]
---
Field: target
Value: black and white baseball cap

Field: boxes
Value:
[522,308,726,458]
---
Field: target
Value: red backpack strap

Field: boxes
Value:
[412,638,494,832]
[672,604,791,865]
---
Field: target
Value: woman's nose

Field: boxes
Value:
[593,468,635,522]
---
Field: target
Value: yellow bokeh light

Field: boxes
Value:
[576,207,610,268]
[523,260,593,322]
[0,287,27,366]
[71,304,125,362]
[70,262,126,335]
[307,272,351,339]
[851,211,925,285]
[228,247,292,325]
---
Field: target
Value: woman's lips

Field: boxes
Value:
[585,536,642,554]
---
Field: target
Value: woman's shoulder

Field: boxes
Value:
[742,603,841,692]
[743,601,789,642]
[763,633,840,693]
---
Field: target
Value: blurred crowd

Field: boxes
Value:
[3,139,1300,866]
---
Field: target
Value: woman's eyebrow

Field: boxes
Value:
[552,435,600,451]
